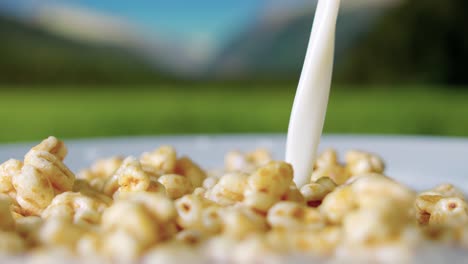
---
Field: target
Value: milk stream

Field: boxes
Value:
[286,0,341,187]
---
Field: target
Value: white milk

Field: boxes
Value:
[286,0,341,187]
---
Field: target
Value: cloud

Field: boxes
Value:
[34,4,139,46]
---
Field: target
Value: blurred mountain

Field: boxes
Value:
[336,0,468,85]
[0,15,163,85]
[208,3,389,79]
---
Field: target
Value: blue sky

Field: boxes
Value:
[0,0,272,39]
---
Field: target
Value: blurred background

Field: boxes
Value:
[0,0,467,143]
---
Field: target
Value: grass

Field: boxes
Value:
[0,85,467,143]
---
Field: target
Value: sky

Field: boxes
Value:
[0,0,289,39]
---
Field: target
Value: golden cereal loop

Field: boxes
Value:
[0,159,23,198]
[281,184,305,204]
[27,136,67,161]
[89,157,123,179]
[243,189,278,212]
[311,165,348,185]
[267,201,307,230]
[158,174,193,199]
[140,145,177,174]
[13,165,55,216]
[345,150,385,176]
[24,150,75,193]
[314,149,339,169]
[115,157,150,196]
[39,217,85,248]
[175,194,206,230]
[429,197,468,228]
[320,186,356,224]
[175,157,207,188]
[101,200,160,253]
[0,197,15,231]
[247,161,293,197]
[432,184,466,200]
[222,206,267,239]
[126,192,176,223]
[0,231,25,253]
[42,192,107,225]
[206,172,248,206]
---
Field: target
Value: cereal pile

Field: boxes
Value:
[0,137,467,263]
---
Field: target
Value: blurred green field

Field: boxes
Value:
[0,85,467,143]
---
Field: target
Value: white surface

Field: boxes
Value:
[1,134,467,192]
[286,0,340,186]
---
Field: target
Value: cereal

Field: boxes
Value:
[158,174,193,199]
[27,136,67,161]
[25,149,75,193]
[13,165,55,216]
[175,157,206,188]
[0,159,22,199]
[42,192,108,226]
[0,136,467,263]
[140,146,177,174]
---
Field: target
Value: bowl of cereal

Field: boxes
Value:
[0,135,467,263]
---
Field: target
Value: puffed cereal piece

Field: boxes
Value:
[116,157,150,194]
[102,229,142,261]
[300,177,336,206]
[87,156,123,179]
[175,157,207,188]
[429,197,468,228]
[232,234,274,264]
[72,179,113,206]
[126,192,176,223]
[281,184,305,204]
[351,174,415,209]
[143,241,205,264]
[205,172,248,206]
[222,206,267,239]
[243,189,278,212]
[42,192,107,226]
[415,193,443,225]
[24,150,75,192]
[247,161,293,197]
[140,145,177,174]
[13,165,55,216]
[101,200,160,246]
[175,229,205,245]
[320,185,356,224]
[0,197,15,230]
[311,165,349,185]
[225,151,250,172]
[201,205,223,234]
[267,227,340,255]
[267,201,308,230]
[343,208,398,245]
[432,183,466,200]
[267,201,324,231]
[345,150,385,176]
[158,174,193,199]
[26,136,67,161]
[225,149,273,173]
[0,231,25,253]
[39,217,85,248]
[76,232,101,256]
[175,194,209,230]
[202,177,218,189]
[0,159,22,198]
[15,216,43,246]
[314,148,339,169]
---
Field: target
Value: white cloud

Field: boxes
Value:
[34,4,139,46]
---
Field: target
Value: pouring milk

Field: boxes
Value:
[286,0,341,187]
